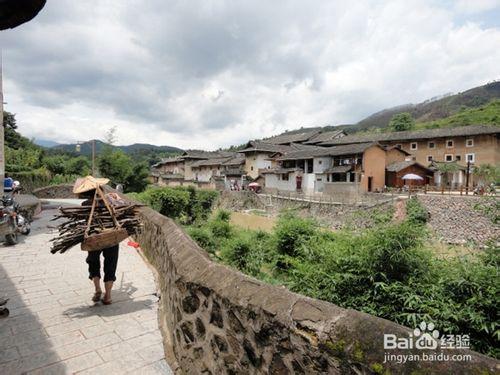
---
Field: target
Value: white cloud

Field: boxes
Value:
[1,0,499,149]
[455,0,500,14]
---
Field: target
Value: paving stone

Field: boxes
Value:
[97,341,148,370]
[136,359,174,375]
[137,344,167,364]
[0,208,170,374]
[125,332,163,351]
[55,332,122,360]
[28,351,103,374]
[0,346,20,364]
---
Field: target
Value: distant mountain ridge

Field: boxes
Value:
[267,81,500,139]
[52,140,183,156]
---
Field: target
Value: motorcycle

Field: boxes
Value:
[0,297,9,318]
[0,194,31,245]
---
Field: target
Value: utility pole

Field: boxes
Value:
[465,160,471,195]
[92,139,96,176]
[77,140,96,176]
[0,53,4,189]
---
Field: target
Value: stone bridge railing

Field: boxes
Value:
[133,203,498,374]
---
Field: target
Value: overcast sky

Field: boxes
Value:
[1,0,499,149]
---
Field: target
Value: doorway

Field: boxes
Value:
[367,176,373,192]
[296,176,302,191]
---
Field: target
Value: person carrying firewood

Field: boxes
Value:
[76,188,117,305]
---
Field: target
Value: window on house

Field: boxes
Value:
[427,155,433,162]
[250,166,254,171]
[445,154,453,162]
[466,153,475,163]
[410,142,418,150]
[282,173,289,181]
[466,138,474,147]
[327,175,330,182]
[446,140,454,148]
[428,141,435,149]
[318,160,322,164]
[455,155,461,161]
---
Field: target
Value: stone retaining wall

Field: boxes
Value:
[33,184,75,199]
[418,195,499,246]
[134,203,498,374]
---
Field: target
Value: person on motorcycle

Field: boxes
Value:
[3,174,13,193]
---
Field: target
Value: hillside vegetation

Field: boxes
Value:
[53,140,183,166]
[416,99,500,129]
[353,81,500,131]
[265,81,500,138]
[132,188,499,359]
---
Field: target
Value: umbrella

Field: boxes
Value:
[73,176,110,194]
[402,173,423,197]
[402,173,423,180]
[248,182,260,187]
[0,0,47,30]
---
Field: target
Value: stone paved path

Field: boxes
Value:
[0,205,172,374]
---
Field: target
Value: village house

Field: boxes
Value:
[239,141,294,179]
[150,156,185,186]
[190,153,244,181]
[303,129,346,145]
[318,124,500,188]
[263,128,322,145]
[263,142,412,195]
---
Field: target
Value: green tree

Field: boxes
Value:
[3,111,35,150]
[65,156,91,176]
[124,163,150,193]
[436,162,460,187]
[97,149,133,185]
[43,155,69,175]
[389,112,415,132]
[473,164,500,186]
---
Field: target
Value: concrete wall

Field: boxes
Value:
[33,184,75,199]
[313,157,332,173]
[384,134,500,167]
[132,202,497,374]
[361,146,387,192]
[245,152,272,179]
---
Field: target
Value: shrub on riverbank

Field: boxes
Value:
[128,186,218,223]
[186,209,499,358]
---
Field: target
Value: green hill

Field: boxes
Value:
[416,99,500,129]
[352,81,500,132]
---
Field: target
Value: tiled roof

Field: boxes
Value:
[239,141,294,154]
[304,129,346,144]
[386,161,432,173]
[191,157,232,167]
[276,142,378,160]
[324,165,352,173]
[182,150,233,159]
[152,156,183,168]
[221,154,245,166]
[261,167,302,174]
[318,125,500,146]
[263,128,322,145]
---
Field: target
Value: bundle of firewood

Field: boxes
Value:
[50,203,142,254]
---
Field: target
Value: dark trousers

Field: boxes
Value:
[86,245,119,282]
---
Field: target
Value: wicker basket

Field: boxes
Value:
[81,186,128,252]
[81,228,129,251]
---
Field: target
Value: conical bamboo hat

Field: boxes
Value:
[73,176,110,194]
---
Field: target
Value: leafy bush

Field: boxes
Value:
[274,214,316,257]
[406,197,428,225]
[187,227,217,254]
[131,186,218,223]
[185,210,499,358]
